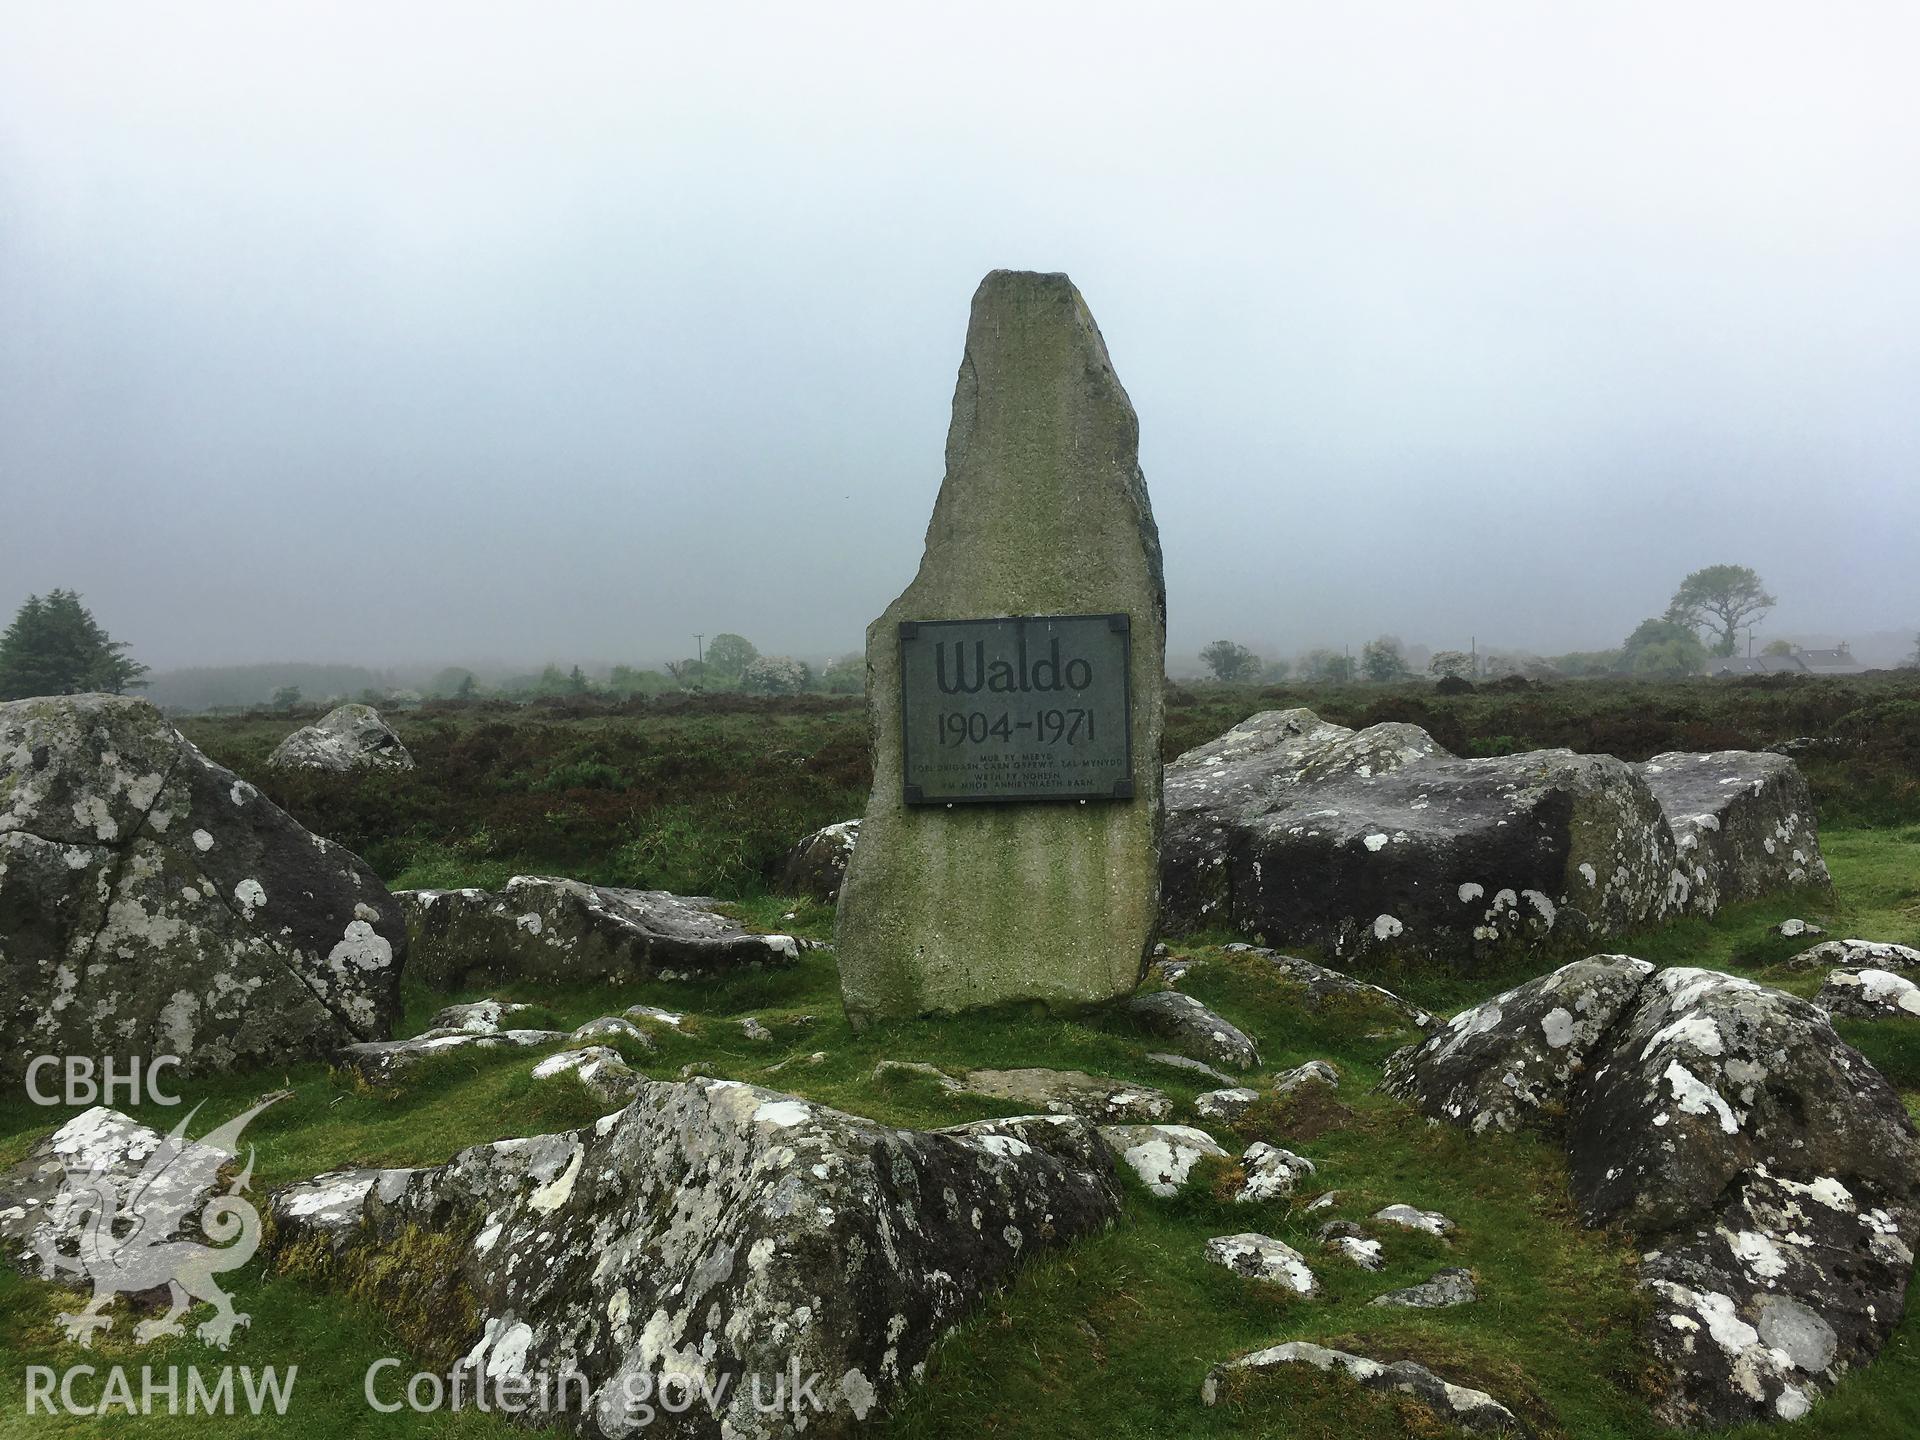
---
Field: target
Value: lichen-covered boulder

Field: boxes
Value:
[1569,968,1917,1236]
[1813,968,1920,1021]
[1639,1168,1917,1425]
[427,999,538,1035]
[267,1079,1122,1437]
[1637,751,1830,914]
[1235,1142,1316,1204]
[1382,955,1652,1134]
[531,1046,645,1104]
[1164,710,1675,967]
[265,703,413,774]
[773,820,858,903]
[1126,990,1259,1071]
[1097,1124,1229,1198]
[1371,1268,1477,1309]
[1392,958,1920,1426]
[0,694,406,1080]
[395,878,799,990]
[1787,938,1920,972]
[1203,1233,1317,1293]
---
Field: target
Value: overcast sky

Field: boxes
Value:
[3,2,1916,672]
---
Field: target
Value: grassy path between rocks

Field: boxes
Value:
[2,827,1917,1438]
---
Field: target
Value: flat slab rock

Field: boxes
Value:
[394,878,800,990]
[1371,1268,1477,1309]
[1126,990,1259,1071]
[1165,708,1828,969]
[266,1078,1123,1437]
[265,703,413,774]
[1787,938,1920,972]
[1385,956,1920,1426]
[961,1068,1170,1124]
[1221,945,1435,1031]
[1201,1341,1522,1433]
[0,694,406,1080]
[531,1045,645,1104]
[338,1028,567,1086]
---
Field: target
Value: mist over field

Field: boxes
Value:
[3,2,1918,684]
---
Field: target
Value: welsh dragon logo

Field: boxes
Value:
[36,1098,281,1349]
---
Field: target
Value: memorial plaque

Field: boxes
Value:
[898,612,1133,804]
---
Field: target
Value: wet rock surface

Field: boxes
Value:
[266,1078,1123,1438]
[1126,990,1259,1071]
[394,878,800,990]
[265,703,414,774]
[1386,956,1920,1426]
[1,694,407,1079]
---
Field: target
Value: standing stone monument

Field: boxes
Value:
[835,270,1166,1025]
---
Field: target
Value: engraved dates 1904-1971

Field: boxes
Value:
[898,613,1133,805]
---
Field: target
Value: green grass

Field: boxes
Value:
[6,826,1919,1437]
[17,667,1920,1439]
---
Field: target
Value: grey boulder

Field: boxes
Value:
[1126,990,1259,1071]
[1164,709,1674,967]
[266,703,413,774]
[266,1079,1122,1438]
[773,819,859,904]
[1787,938,1920,972]
[1097,1124,1229,1198]
[1387,958,1920,1426]
[1203,1233,1317,1294]
[1370,1268,1478,1309]
[1637,751,1831,913]
[1382,955,1652,1135]
[1813,968,1920,1020]
[395,878,800,990]
[1165,710,1829,970]
[337,1028,566,1087]
[0,694,406,1080]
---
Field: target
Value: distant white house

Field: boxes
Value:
[1711,641,1864,677]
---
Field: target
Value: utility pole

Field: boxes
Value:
[695,634,705,665]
